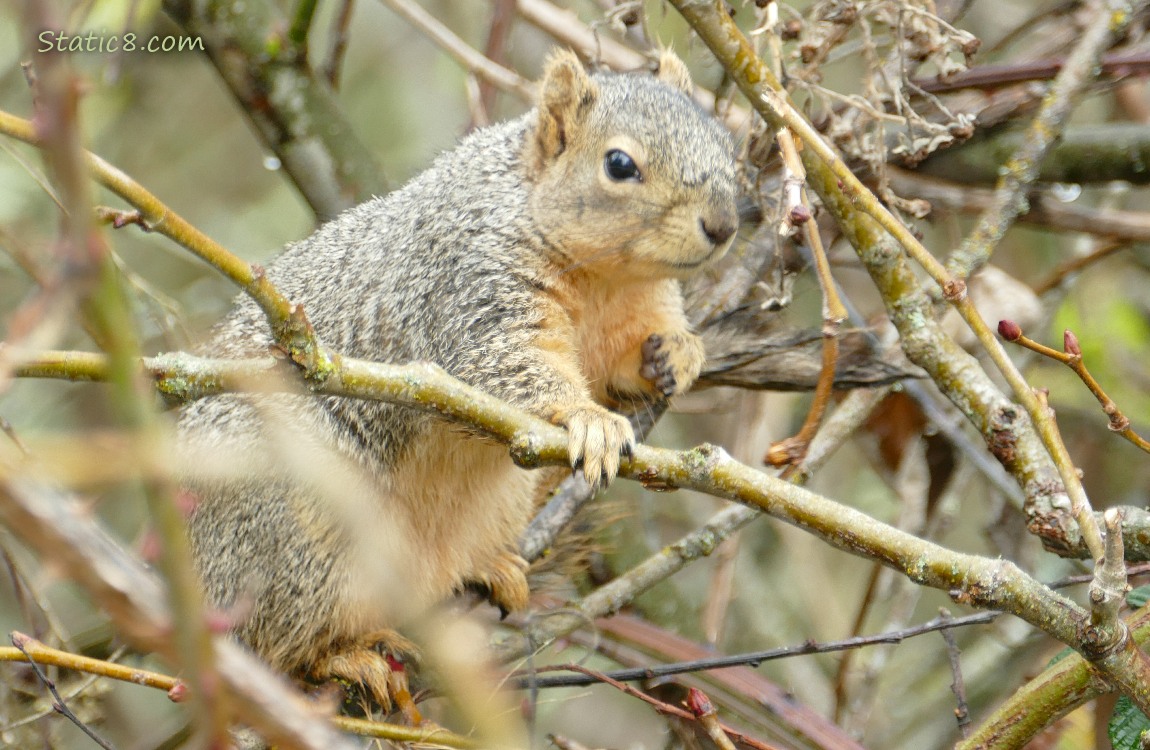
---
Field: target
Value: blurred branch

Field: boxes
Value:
[0,108,330,380]
[161,0,388,222]
[0,478,490,749]
[524,663,774,750]
[890,170,1150,244]
[0,479,362,750]
[289,0,320,51]
[920,123,1150,187]
[0,633,478,748]
[1033,241,1127,294]
[913,49,1150,94]
[21,24,224,741]
[514,0,749,130]
[945,0,1126,279]
[321,0,356,88]
[479,0,519,115]
[380,0,535,102]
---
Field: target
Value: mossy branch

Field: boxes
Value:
[10,346,1150,716]
[666,0,1115,568]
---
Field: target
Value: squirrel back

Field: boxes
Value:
[179,49,738,711]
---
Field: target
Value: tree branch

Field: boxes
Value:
[11,346,1150,713]
[945,0,1127,278]
[161,0,388,222]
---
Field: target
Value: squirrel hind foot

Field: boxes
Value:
[463,551,530,617]
[309,631,423,724]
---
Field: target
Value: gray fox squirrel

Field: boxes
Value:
[178,48,738,713]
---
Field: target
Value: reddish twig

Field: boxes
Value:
[685,688,738,750]
[322,0,356,88]
[1032,241,1128,295]
[999,321,1150,454]
[517,663,779,750]
[764,127,844,469]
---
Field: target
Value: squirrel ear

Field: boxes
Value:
[655,50,694,96]
[532,49,598,167]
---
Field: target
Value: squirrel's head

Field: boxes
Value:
[524,49,738,279]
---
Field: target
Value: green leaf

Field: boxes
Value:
[1108,695,1150,750]
[1128,585,1150,609]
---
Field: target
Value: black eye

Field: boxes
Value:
[604,149,641,182]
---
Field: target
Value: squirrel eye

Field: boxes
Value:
[604,149,641,182]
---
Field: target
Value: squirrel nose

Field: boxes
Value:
[699,215,736,248]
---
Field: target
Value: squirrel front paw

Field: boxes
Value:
[555,405,635,489]
[640,332,705,399]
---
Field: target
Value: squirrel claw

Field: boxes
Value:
[639,331,705,400]
[558,406,634,489]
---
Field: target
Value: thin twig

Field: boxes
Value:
[378,0,535,102]
[937,610,972,738]
[321,0,356,88]
[764,128,844,468]
[1033,241,1128,295]
[11,633,117,750]
[509,610,1000,689]
[478,0,518,117]
[2,634,178,692]
[999,322,1150,454]
[523,663,777,750]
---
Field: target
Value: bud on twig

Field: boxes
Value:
[1063,329,1082,358]
[686,687,716,717]
[998,320,1022,342]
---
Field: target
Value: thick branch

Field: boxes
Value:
[921,123,1150,187]
[667,0,1116,568]
[9,348,1150,713]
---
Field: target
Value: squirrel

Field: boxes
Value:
[177,48,738,714]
